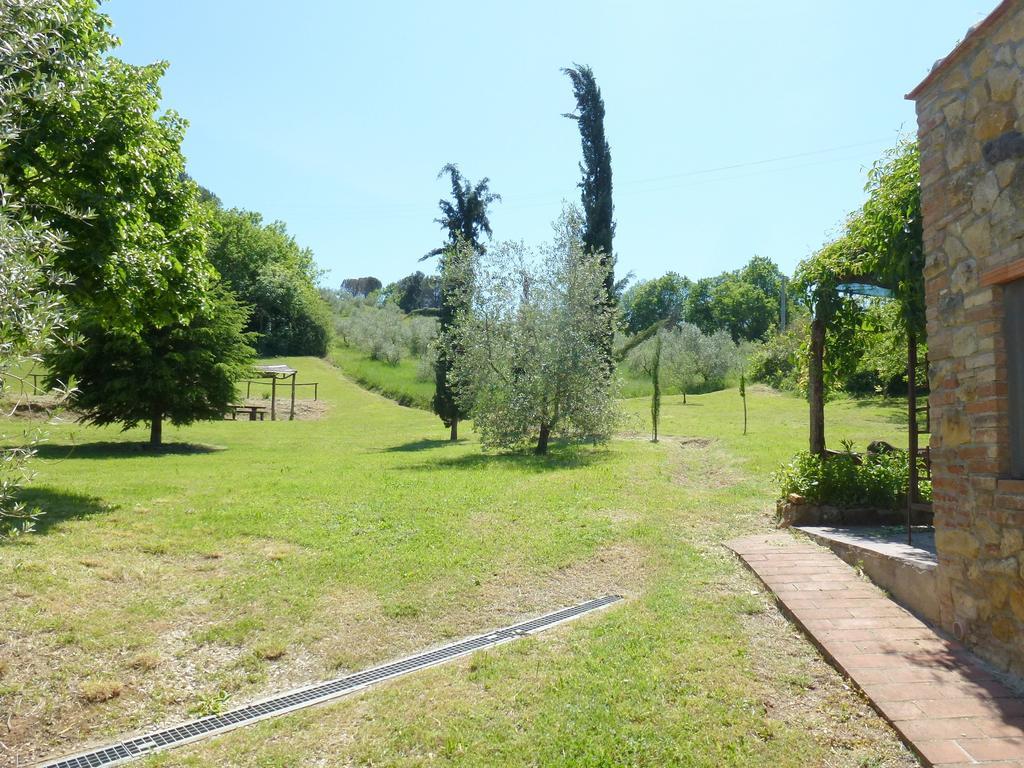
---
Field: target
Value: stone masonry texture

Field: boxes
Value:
[911,0,1024,681]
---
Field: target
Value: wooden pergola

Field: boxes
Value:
[254,364,297,421]
[806,279,928,545]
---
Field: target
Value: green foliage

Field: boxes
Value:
[627,323,742,400]
[3,30,213,330]
[334,302,436,366]
[0,0,88,535]
[0,213,71,536]
[686,256,786,342]
[775,448,929,509]
[747,319,808,392]
[563,64,615,292]
[794,140,924,388]
[52,290,256,445]
[434,242,473,435]
[448,210,618,454]
[2,0,259,449]
[845,299,929,395]
[204,206,331,356]
[564,64,616,371]
[424,164,501,260]
[620,272,691,334]
[424,165,501,437]
[382,271,441,312]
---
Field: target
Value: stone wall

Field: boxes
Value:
[912,1,1024,680]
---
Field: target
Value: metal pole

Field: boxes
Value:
[290,372,296,421]
[271,377,277,421]
[314,383,318,401]
[907,331,918,546]
[780,276,788,330]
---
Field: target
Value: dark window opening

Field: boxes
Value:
[1006,279,1024,478]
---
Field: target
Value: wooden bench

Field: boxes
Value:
[226,404,268,421]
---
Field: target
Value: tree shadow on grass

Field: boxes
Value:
[381,438,462,453]
[34,441,225,461]
[10,487,113,535]
[401,444,613,474]
[848,398,909,427]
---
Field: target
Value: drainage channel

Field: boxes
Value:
[40,594,622,768]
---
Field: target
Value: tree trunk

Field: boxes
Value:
[808,311,826,455]
[535,423,551,455]
[149,409,163,447]
[450,418,458,442]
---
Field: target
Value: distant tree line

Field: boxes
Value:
[203,203,331,357]
[620,256,788,342]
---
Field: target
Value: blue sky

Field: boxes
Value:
[104,0,997,288]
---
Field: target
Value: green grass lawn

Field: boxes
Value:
[329,339,743,406]
[0,359,917,767]
[328,344,434,409]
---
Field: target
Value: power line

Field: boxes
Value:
[327,136,898,220]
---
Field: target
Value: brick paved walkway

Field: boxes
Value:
[728,533,1024,767]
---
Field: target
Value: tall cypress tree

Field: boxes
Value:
[424,164,500,441]
[563,64,616,366]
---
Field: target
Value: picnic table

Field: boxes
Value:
[226,404,268,421]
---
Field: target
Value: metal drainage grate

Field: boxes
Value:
[40,594,622,768]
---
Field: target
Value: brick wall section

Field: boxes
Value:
[912,2,1024,680]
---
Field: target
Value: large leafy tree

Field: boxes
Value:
[564,63,616,365]
[383,270,441,313]
[425,164,501,441]
[54,291,255,446]
[684,256,786,342]
[620,272,691,334]
[3,0,253,445]
[2,54,212,330]
[204,205,331,356]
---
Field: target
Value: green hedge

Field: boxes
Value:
[774,448,930,509]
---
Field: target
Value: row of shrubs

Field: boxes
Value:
[622,322,745,394]
[334,303,437,371]
[775,445,931,509]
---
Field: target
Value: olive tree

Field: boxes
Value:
[446,210,617,454]
[0,0,82,534]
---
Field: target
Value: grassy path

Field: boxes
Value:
[1,358,917,767]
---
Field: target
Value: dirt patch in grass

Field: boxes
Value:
[665,435,744,490]
[1,394,65,419]
[238,398,327,421]
[79,679,124,704]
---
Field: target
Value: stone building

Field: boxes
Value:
[909,0,1024,679]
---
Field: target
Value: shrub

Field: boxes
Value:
[748,319,807,392]
[415,349,436,382]
[774,446,930,509]
[625,323,741,395]
[335,303,438,365]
